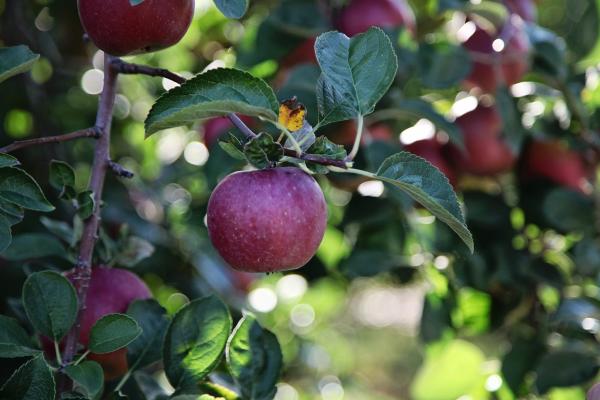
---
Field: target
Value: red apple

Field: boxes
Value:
[229,270,256,293]
[69,267,151,380]
[404,138,458,186]
[201,115,255,149]
[504,0,536,22]
[522,139,590,193]
[452,104,516,175]
[367,123,395,142]
[588,383,600,400]
[335,0,416,37]
[207,167,327,272]
[77,0,195,56]
[462,17,530,93]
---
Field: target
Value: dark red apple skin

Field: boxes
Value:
[77,0,195,56]
[68,267,151,380]
[452,104,516,175]
[335,0,416,37]
[404,139,458,186]
[588,383,600,400]
[504,0,536,22]
[202,115,255,149]
[207,167,327,273]
[367,123,395,142]
[462,18,530,93]
[522,140,590,193]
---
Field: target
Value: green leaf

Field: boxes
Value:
[226,315,282,400]
[60,392,89,400]
[315,27,397,126]
[243,133,284,169]
[526,25,567,79]
[495,88,526,152]
[359,152,473,252]
[163,295,232,390]
[22,271,78,341]
[40,217,74,244]
[0,315,40,358]
[0,168,54,212]
[341,250,407,278]
[49,160,76,200]
[115,236,155,268]
[219,134,247,161]
[417,42,471,89]
[463,1,508,27]
[307,136,347,160]
[543,188,593,234]
[129,0,145,5]
[501,335,545,395]
[214,0,248,19]
[535,349,599,393]
[0,153,20,168]
[64,361,104,400]
[411,340,485,400]
[88,313,142,354]
[77,191,95,220]
[0,45,40,84]
[145,68,279,136]
[199,382,240,400]
[0,214,13,253]
[0,355,55,400]
[1,233,67,261]
[126,300,169,370]
[0,198,24,224]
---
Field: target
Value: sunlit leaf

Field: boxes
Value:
[0,45,39,84]
[145,68,278,136]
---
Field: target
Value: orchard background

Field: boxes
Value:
[0,0,600,399]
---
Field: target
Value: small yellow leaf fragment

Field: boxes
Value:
[278,97,306,132]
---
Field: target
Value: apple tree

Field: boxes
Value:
[0,0,598,399]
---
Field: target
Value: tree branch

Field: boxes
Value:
[61,54,119,366]
[111,58,186,85]
[109,60,349,169]
[108,159,134,178]
[0,128,99,153]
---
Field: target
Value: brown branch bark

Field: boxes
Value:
[0,128,99,153]
[111,58,186,85]
[60,54,119,367]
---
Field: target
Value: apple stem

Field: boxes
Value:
[60,54,119,372]
[228,113,258,139]
[54,341,63,367]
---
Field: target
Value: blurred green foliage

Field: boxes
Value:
[1,0,600,399]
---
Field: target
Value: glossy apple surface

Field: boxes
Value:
[404,138,457,186]
[68,266,151,380]
[201,115,255,149]
[78,0,195,56]
[522,139,590,193]
[335,0,416,37]
[207,167,327,272]
[453,104,516,175]
[462,18,530,93]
